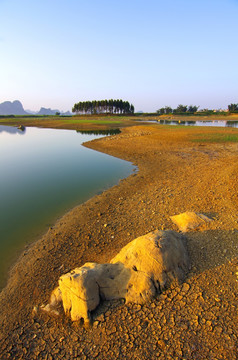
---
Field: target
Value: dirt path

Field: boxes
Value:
[0,125,237,359]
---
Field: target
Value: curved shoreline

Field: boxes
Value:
[0,128,135,291]
[0,125,237,359]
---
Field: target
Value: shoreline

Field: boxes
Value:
[1,113,238,134]
[0,125,237,359]
[0,127,135,291]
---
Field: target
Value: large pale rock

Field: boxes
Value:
[111,230,189,303]
[43,230,189,322]
[58,262,130,322]
[170,211,212,232]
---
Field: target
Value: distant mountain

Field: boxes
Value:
[37,107,60,115]
[62,111,72,116]
[0,100,28,115]
[0,100,72,116]
[25,109,38,115]
[37,107,72,116]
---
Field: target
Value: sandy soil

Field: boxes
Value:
[0,125,237,359]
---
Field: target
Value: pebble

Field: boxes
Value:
[181,283,190,293]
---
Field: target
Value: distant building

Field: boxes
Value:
[213,109,228,112]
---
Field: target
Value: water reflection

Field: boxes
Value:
[227,121,238,128]
[0,125,26,135]
[136,119,158,123]
[157,120,238,128]
[0,126,134,289]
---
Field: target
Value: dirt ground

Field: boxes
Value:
[0,125,237,359]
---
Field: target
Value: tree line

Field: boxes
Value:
[228,103,238,112]
[72,99,134,115]
[157,104,199,115]
[157,103,238,115]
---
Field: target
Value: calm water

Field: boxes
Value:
[0,126,135,288]
[136,119,238,127]
[157,120,238,127]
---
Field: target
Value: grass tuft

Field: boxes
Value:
[192,133,238,143]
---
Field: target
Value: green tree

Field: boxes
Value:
[176,104,187,113]
[157,108,165,115]
[164,106,172,114]
[188,105,199,113]
[228,103,238,112]
[72,99,135,115]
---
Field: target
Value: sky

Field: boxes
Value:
[0,0,238,112]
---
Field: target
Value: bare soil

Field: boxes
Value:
[0,125,237,360]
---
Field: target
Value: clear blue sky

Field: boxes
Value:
[0,0,238,112]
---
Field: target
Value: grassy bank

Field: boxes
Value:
[1,114,238,145]
[192,133,238,143]
[1,113,238,131]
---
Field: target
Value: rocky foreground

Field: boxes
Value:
[0,125,237,359]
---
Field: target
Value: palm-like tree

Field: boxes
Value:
[72,99,135,115]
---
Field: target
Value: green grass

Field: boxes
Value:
[0,116,121,125]
[0,117,18,123]
[0,116,62,123]
[192,133,238,143]
[62,119,122,125]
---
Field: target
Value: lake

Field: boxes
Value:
[157,120,238,127]
[0,126,135,289]
[136,119,238,127]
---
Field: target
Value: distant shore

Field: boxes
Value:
[1,112,238,132]
[0,124,237,359]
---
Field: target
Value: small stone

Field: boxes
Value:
[180,323,188,330]
[157,340,166,349]
[215,326,223,334]
[32,306,38,314]
[178,300,186,307]
[206,320,213,330]
[181,283,190,293]
[97,314,105,322]
[170,211,212,232]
